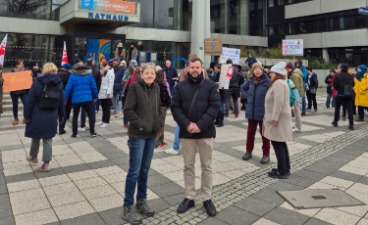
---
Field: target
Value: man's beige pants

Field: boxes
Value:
[181,138,213,200]
[292,101,302,130]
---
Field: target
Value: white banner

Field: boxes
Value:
[219,47,241,64]
[282,39,304,56]
[0,34,8,66]
[218,64,233,90]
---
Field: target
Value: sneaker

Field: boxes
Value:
[165,148,179,155]
[355,118,364,122]
[71,134,77,138]
[59,130,66,135]
[292,128,302,133]
[260,156,270,164]
[271,168,290,176]
[216,122,224,127]
[136,199,155,217]
[96,121,104,126]
[301,112,306,116]
[26,156,38,164]
[242,152,252,160]
[331,121,338,127]
[348,126,354,130]
[268,170,288,179]
[100,123,108,128]
[78,127,86,132]
[91,133,97,138]
[12,118,19,125]
[122,205,143,225]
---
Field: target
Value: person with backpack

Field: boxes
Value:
[332,64,355,130]
[306,68,319,112]
[24,63,65,172]
[64,62,98,138]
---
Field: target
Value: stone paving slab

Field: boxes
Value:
[1,95,368,224]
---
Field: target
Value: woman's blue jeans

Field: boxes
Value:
[124,137,156,206]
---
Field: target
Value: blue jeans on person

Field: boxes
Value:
[169,85,175,97]
[301,95,306,113]
[326,93,332,108]
[173,125,180,151]
[80,102,96,128]
[124,137,156,206]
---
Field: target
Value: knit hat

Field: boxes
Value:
[270,62,287,76]
[129,60,138,67]
[286,62,294,70]
[112,57,120,63]
[339,64,349,73]
[250,62,263,74]
[61,63,71,70]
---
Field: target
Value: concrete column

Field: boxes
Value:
[239,0,249,35]
[322,48,330,63]
[173,0,182,30]
[191,0,211,68]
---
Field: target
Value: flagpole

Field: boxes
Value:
[0,34,8,66]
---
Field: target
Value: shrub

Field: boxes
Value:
[308,57,332,69]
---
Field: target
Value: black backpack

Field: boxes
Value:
[343,84,354,97]
[37,79,61,110]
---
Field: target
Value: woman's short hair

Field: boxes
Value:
[141,62,156,73]
[43,63,58,74]
[15,59,24,66]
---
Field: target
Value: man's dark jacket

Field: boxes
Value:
[171,73,220,139]
[333,72,354,96]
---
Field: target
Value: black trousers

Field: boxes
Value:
[100,99,112,123]
[334,96,353,127]
[72,102,95,135]
[271,141,290,175]
[59,101,72,132]
[358,106,368,120]
[306,91,317,110]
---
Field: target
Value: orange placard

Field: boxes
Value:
[3,70,33,92]
[80,0,136,14]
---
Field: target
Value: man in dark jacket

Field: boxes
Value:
[325,69,335,109]
[306,67,319,112]
[171,57,220,217]
[64,62,98,138]
[332,64,354,130]
[227,63,245,118]
[57,63,72,135]
[164,60,178,95]
[112,58,125,115]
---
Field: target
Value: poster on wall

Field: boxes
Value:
[282,39,304,56]
[218,64,233,90]
[219,47,240,64]
[80,0,136,14]
[87,39,111,63]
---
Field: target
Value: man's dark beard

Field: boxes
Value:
[188,72,203,83]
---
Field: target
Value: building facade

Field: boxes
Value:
[0,0,267,69]
[267,0,368,66]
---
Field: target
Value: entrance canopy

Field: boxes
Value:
[59,0,140,27]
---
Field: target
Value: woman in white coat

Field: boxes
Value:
[263,62,293,179]
[98,64,115,127]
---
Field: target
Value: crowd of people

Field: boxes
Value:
[0,52,367,224]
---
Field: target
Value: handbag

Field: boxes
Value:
[310,87,317,94]
[343,84,354,97]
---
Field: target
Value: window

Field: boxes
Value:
[269,25,275,35]
[269,0,275,7]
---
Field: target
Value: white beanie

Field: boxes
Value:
[270,62,287,76]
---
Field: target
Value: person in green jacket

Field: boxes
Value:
[286,63,303,132]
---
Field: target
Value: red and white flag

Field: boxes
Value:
[61,41,68,65]
[0,34,8,66]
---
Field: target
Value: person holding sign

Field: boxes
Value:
[10,59,29,125]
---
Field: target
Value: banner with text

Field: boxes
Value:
[282,39,304,56]
[219,47,240,64]
[3,71,33,93]
[80,0,136,14]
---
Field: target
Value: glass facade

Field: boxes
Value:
[0,0,64,20]
[0,32,58,69]
[128,0,191,30]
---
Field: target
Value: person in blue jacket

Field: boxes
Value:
[64,62,98,138]
[24,63,65,172]
[240,62,271,164]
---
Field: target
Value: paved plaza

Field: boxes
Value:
[0,94,368,225]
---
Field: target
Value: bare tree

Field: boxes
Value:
[5,0,49,15]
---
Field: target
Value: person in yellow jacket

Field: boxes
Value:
[354,64,368,121]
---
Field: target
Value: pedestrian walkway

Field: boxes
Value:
[0,94,367,225]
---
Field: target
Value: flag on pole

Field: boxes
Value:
[0,34,8,66]
[61,41,68,65]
